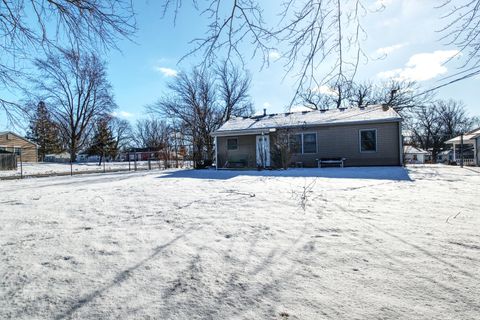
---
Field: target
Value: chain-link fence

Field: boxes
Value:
[0,150,193,180]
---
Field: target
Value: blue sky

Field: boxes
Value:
[1,0,479,131]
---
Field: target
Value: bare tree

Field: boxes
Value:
[33,49,116,161]
[436,99,479,139]
[149,68,219,168]
[216,62,254,122]
[159,1,480,103]
[408,105,444,162]
[110,117,133,156]
[298,78,354,110]
[348,81,375,108]
[407,99,478,162]
[0,0,135,122]
[149,64,252,168]
[134,118,170,151]
[298,80,432,111]
[160,0,369,107]
[437,0,480,82]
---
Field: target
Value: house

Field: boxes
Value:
[44,152,71,163]
[212,105,403,168]
[403,145,430,164]
[0,131,38,162]
[445,128,480,166]
[437,150,453,164]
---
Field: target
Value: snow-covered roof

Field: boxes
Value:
[213,105,402,136]
[404,145,429,155]
[445,128,480,144]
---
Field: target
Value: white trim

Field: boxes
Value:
[359,129,378,153]
[302,132,318,154]
[214,136,218,170]
[291,132,318,154]
[399,122,403,165]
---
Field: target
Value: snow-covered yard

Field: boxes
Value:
[0,161,190,178]
[0,165,479,319]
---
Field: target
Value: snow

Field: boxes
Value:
[0,165,479,319]
[404,145,429,155]
[0,161,180,178]
[215,105,401,135]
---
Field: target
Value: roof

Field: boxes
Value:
[213,105,402,136]
[404,145,429,155]
[0,131,39,147]
[445,128,480,144]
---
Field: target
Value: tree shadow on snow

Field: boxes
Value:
[157,167,413,181]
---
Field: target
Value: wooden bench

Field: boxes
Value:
[317,158,346,168]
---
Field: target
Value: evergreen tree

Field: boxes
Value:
[87,118,117,165]
[26,101,63,161]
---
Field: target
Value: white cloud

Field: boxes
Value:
[155,67,178,77]
[312,85,338,96]
[269,51,281,61]
[377,50,461,82]
[376,43,408,56]
[112,111,134,118]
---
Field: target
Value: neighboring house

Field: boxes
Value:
[403,145,430,164]
[445,128,480,166]
[437,150,453,164]
[44,152,71,163]
[118,147,188,162]
[0,131,38,162]
[212,105,403,168]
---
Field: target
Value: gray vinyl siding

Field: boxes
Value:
[215,121,401,168]
[217,135,257,168]
[286,122,401,167]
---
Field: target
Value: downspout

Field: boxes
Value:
[215,135,218,170]
[398,121,403,166]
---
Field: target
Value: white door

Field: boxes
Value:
[256,135,271,167]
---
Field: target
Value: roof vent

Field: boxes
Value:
[339,107,346,112]
[301,111,308,114]
[263,108,267,116]
[320,109,326,113]
[382,104,390,111]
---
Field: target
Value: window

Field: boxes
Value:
[290,133,317,154]
[227,138,238,150]
[13,147,21,156]
[360,129,377,152]
[303,133,317,153]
